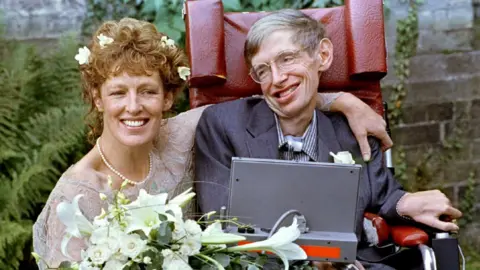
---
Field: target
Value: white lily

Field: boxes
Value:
[56,194,93,258]
[329,151,356,164]
[125,206,161,237]
[165,203,184,222]
[201,221,246,244]
[125,189,169,214]
[168,187,196,208]
[177,66,191,81]
[227,218,307,270]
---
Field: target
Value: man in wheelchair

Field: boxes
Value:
[194,9,462,269]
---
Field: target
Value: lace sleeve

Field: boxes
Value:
[154,106,208,214]
[155,105,207,181]
[318,92,344,111]
[32,173,105,269]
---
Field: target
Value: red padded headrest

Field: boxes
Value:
[184,0,387,114]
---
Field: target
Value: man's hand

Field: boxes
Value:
[397,190,462,232]
[329,93,393,161]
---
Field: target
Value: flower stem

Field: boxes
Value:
[195,254,226,270]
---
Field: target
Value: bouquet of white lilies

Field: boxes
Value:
[33,178,307,270]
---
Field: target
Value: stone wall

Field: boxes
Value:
[385,0,474,56]
[383,0,480,245]
[0,0,87,41]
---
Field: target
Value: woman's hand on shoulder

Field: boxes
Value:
[327,92,393,161]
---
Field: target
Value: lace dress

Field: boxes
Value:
[32,106,206,269]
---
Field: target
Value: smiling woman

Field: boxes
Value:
[31,18,207,269]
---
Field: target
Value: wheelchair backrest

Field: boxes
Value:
[184,0,387,115]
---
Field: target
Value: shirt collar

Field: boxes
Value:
[275,111,318,161]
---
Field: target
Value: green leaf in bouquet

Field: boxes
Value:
[255,254,269,266]
[166,209,176,217]
[156,221,173,245]
[230,254,250,268]
[123,262,141,270]
[213,253,231,267]
[142,248,164,270]
[292,261,314,270]
[58,261,75,270]
[158,213,168,222]
[228,264,243,270]
[200,265,217,270]
[189,256,208,269]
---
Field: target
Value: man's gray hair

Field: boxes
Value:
[244,9,326,67]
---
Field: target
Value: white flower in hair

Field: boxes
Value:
[177,66,191,81]
[97,33,114,48]
[161,36,175,48]
[74,46,91,65]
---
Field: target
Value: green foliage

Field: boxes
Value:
[0,220,33,270]
[459,172,477,229]
[387,0,420,127]
[82,0,141,40]
[0,35,88,268]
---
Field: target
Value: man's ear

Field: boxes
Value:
[317,38,334,72]
[163,91,174,112]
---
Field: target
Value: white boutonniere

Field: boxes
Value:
[74,46,91,65]
[177,66,191,81]
[97,33,114,48]
[329,151,356,164]
[161,36,175,48]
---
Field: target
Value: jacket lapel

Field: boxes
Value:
[244,103,343,162]
[245,101,279,159]
[315,110,342,162]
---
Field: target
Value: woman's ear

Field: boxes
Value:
[317,38,334,72]
[163,91,174,112]
[93,90,104,112]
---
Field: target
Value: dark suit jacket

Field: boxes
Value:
[194,98,408,269]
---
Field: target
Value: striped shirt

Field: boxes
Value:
[275,111,318,162]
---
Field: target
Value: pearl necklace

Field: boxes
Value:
[96,138,152,186]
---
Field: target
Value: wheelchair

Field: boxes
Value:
[182,0,465,269]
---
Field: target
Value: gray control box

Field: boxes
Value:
[227,157,362,263]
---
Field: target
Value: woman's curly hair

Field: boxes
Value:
[79,18,189,143]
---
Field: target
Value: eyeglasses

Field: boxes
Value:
[249,50,302,84]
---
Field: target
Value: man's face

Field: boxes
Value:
[250,30,332,119]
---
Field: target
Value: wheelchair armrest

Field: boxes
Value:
[364,213,390,245]
[390,225,429,247]
[364,213,430,247]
